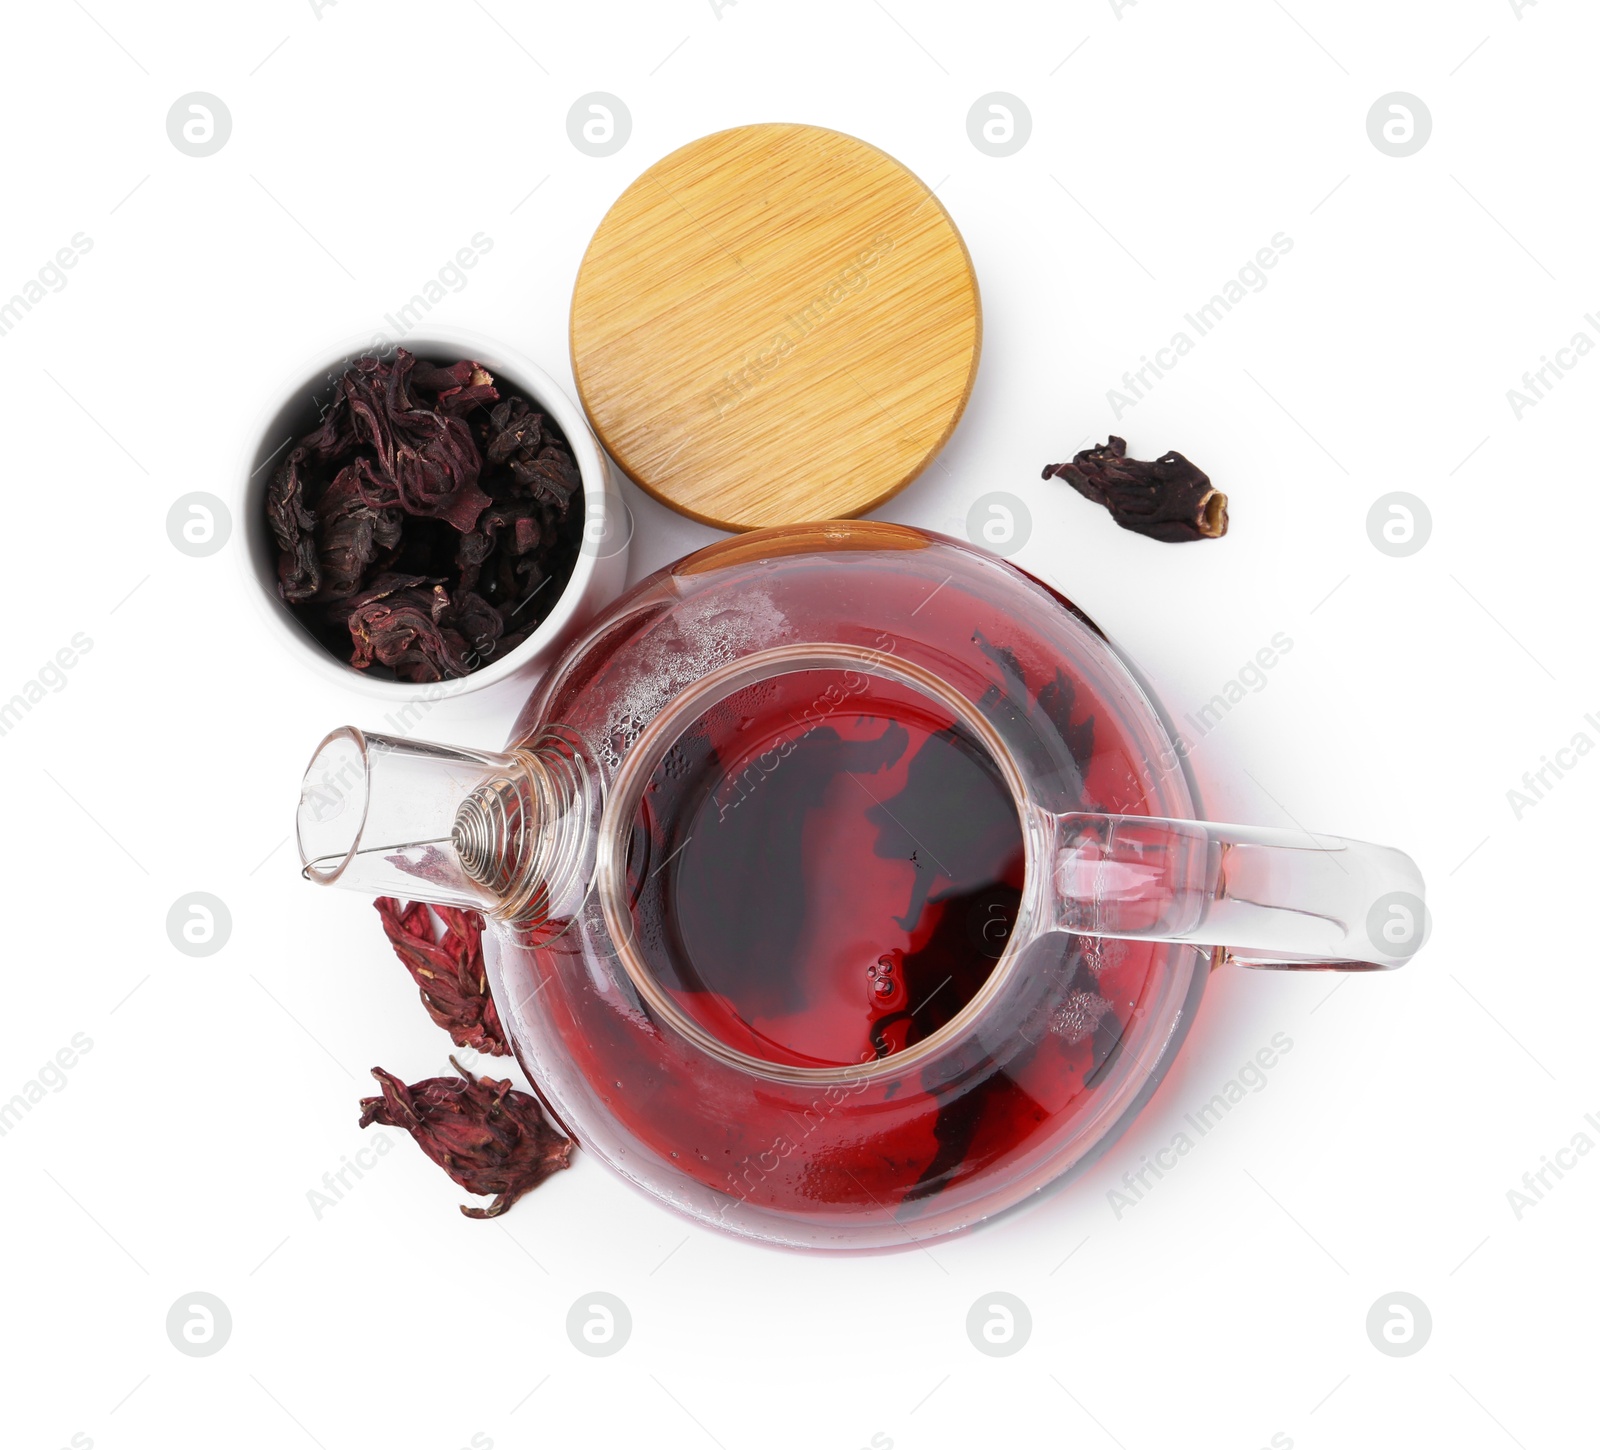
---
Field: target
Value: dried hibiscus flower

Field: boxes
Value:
[359,1059,573,1219]
[339,350,491,531]
[265,348,584,681]
[486,395,582,510]
[310,461,405,601]
[375,897,508,1057]
[410,358,500,417]
[267,395,360,603]
[339,573,505,683]
[1042,436,1228,542]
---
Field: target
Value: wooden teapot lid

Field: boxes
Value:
[569,123,981,532]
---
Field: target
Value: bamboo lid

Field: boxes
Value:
[569,123,981,532]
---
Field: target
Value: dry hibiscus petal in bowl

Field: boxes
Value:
[266,349,585,682]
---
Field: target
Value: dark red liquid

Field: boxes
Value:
[627,670,1025,1069]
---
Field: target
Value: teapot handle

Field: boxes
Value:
[1045,812,1427,970]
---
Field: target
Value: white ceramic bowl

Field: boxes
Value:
[237,325,629,699]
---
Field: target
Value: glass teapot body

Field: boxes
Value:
[501,522,1206,1250]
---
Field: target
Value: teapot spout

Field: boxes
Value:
[296,726,596,926]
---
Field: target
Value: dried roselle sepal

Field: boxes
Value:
[454,526,496,597]
[342,573,509,682]
[1042,436,1228,542]
[515,448,582,512]
[449,590,506,664]
[359,1059,573,1219]
[485,395,547,466]
[342,351,492,532]
[455,501,545,595]
[375,898,508,1056]
[266,451,322,602]
[411,358,500,417]
[486,397,580,513]
[267,391,367,603]
[311,463,404,601]
[342,573,455,680]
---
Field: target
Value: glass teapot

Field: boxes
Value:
[297,522,1424,1251]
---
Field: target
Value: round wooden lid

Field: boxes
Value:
[570,123,981,532]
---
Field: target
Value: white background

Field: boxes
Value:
[1,2,1594,1447]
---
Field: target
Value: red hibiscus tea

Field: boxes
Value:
[624,668,1027,1070]
[488,534,1186,1233]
